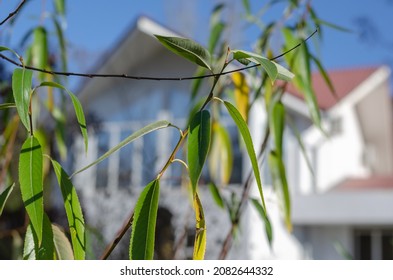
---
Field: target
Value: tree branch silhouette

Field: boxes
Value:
[0,0,27,26]
[0,29,317,82]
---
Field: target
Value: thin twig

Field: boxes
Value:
[0,0,27,26]
[0,30,317,82]
[100,211,134,260]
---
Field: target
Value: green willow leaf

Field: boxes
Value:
[32,26,49,80]
[0,183,15,217]
[0,46,21,58]
[287,117,314,177]
[209,122,233,184]
[191,67,206,100]
[188,110,211,194]
[52,225,74,260]
[19,136,43,244]
[12,68,33,132]
[72,120,171,177]
[39,81,88,153]
[224,101,266,210]
[154,35,211,70]
[53,18,68,72]
[54,0,65,15]
[130,179,160,260]
[269,101,285,157]
[193,193,206,260]
[51,159,86,260]
[268,151,291,231]
[232,50,278,82]
[23,214,55,260]
[208,182,225,209]
[0,103,16,110]
[250,198,273,247]
[310,53,337,99]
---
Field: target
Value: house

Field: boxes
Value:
[70,16,393,259]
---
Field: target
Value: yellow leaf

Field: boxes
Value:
[193,193,206,260]
[232,72,249,122]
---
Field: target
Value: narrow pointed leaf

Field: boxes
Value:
[130,179,160,260]
[155,35,211,70]
[310,53,337,99]
[19,136,43,244]
[23,214,54,260]
[32,26,48,80]
[274,61,295,81]
[250,198,273,247]
[0,103,16,110]
[224,101,266,210]
[268,151,291,231]
[0,183,15,217]
[72,120,171,177]
[208,22,225,54]
[53,18,68,72]
[51,159,86,260]
[0,46,21,59]
[12,68,33,132]
[208,182,225,209]
[188,110,211,194]
[232,72,249,122]
[269,101,285,157]
[193,193,206,260]
[191,67,206,100]
[209,122,233,184]
[52,225,74,260]
[287,118,314,177]
[233,49,278,82]
[39,81,88,153]
[54,0,65,15]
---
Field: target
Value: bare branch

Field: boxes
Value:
[0,30,317,82]
[0,0,27,26]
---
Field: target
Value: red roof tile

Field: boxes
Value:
[335,176,393,191]
[286,67,379,110]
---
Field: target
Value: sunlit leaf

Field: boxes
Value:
[23,214,54,260]
[274,61,295,81]
[72,120,171,177]
[232,49,278,82]
[223,101,266,211]
[19,136,43,244]
[193,193,206,260]
[188,110,211,194]
[250,198,273,247]
[0,183,14,217]
[0,46,22,60]
[209,122,233,184]
[155,35,211,70]
[130,179,160,260]
[268,151,291,231]
[54,0,65,15]
[208,182,225,209]
[51,159,86,260]
[232,72,249,122]
[52,224,74,260]
[39,81,88,153]
[12,68,33,132]
[32,26,49,80]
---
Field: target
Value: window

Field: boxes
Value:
[354,229,393,260]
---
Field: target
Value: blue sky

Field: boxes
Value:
[1,1,393,76]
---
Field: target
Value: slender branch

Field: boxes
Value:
[100,211,134,260]
[0,0,27,26]
[0,30,317,82]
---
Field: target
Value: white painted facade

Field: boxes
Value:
[71,17,393,259]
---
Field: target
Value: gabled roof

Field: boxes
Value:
[286,67,380,110]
